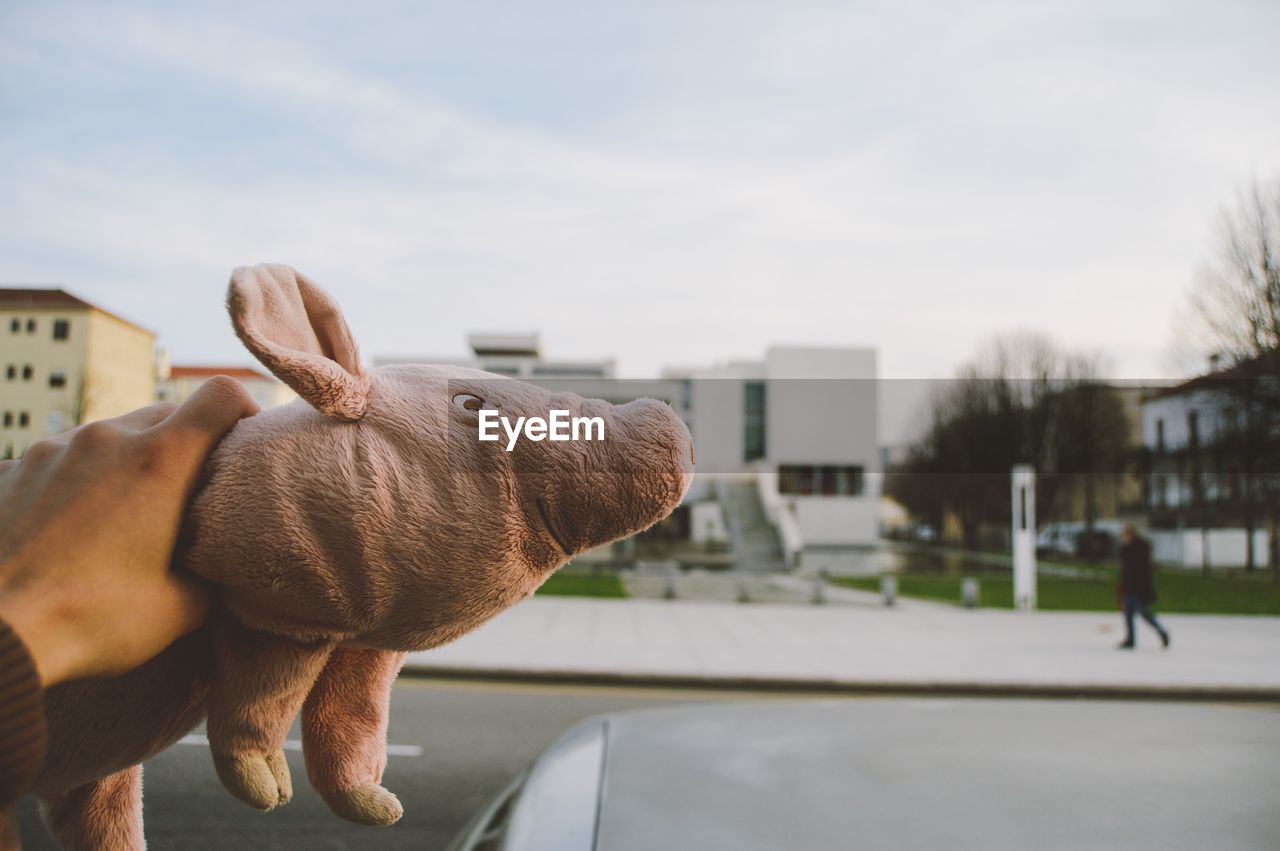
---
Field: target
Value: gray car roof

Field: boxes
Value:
[591,698,1280,850]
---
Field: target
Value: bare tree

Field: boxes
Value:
[888,332,1126,554]
[1182,179,1280,575]
[1189,179,1280,365]
[71,374,97,427]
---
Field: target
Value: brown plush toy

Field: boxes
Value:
[5,264,693,850]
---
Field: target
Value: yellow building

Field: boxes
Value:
[0,289,155,457]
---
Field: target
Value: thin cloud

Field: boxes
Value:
[1,0,1278,380]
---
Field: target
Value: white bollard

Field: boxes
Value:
[1011,465,1037,610]
[880,575,898,607]
[961,577,980,609]
[663,565,679,600]
[811,572,828,605]
[736,571,751,603]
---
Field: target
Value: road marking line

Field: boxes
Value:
[177,734,423,757]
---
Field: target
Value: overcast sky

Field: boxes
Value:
[2,0,1278,386]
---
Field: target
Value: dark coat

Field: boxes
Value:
[1118,537,1157,603]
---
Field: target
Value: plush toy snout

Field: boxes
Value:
[527,396,694,559]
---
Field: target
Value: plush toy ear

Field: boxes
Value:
[227,264,370,420]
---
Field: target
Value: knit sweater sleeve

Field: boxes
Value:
[0,616,46,807]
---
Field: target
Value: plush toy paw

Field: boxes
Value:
[322,784,404,826]
[212,749,293,811]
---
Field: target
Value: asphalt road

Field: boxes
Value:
[17,681,1280,850]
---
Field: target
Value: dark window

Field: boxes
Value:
[4,365,13,380]
[49,372,66,389]
[18,412,29,428]
[743,381,766,462]
[2,412,10,427]
[53,319,70,341]
[8,319,18,333]
[680,379,692,411]
[25,319,35,333]
[1187,410,1199,448]
[839,466,865,496]
[1155,419,1164,453]
[21,365,32,381]
[778,464,865,497]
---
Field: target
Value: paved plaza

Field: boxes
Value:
[406,596,1280,699]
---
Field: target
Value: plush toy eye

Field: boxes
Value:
[452,393,485,412]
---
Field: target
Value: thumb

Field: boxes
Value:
[152,376,260,480]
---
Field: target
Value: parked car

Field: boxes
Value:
[1037,520,1125,559]
[910,523,938,544]
[447,699,1239,850]
[1036,522,1079,556]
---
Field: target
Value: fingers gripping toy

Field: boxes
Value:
[6,264,693,850]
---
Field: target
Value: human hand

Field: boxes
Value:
[0,376,259,686]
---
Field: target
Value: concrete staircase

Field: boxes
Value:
[718,477,786,572]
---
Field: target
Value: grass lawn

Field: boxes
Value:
[535,572,628,598]
[832,571,1280,615]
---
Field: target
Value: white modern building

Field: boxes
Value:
[667,346,880,565]
[377,333,615,379]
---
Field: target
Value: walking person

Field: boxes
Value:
[1116,525,1170,650]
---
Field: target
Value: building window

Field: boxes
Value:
[18,412,29,428]
[49,371,66,389]
[4,365,13,380]
[2,412,10,428]
[837,466,864,496]
[1187,410,1199,448]
[778,465,865,497]
[743,381,766,462]
[25,319,35,333]
[8,319,18,334]
[21,365,32,381]
[1222,406,1238,435]
[1155,419,1164,453]
[53,319,70,341]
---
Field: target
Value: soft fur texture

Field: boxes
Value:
[4,264,693,850]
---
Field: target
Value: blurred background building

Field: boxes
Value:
[156,359,295,409]
[0,288,155,458]
[1141,354,1276,569]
